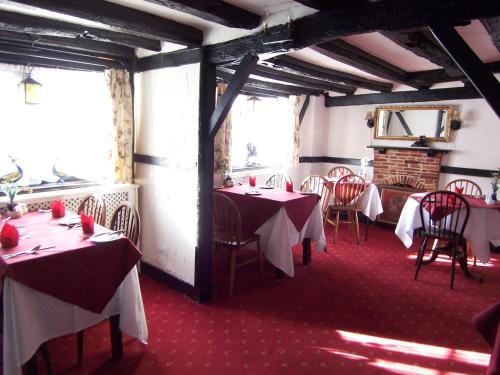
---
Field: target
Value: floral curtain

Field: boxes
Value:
[213,83,232,176]
[105,69,133,183]
[290,95,301,167]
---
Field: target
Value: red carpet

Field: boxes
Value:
[34,225,499,374]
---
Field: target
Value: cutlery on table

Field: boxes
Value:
[2,245,57,259]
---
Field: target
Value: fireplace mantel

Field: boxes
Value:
[367,145,452,157]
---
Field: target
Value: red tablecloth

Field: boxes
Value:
[473,301,500,375]
[0,212,142,313]
[216,185,319,237]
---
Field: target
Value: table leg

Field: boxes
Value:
[23,354,39,375]
[109,315,123,360]
[458,253,483,283]
[302,238,311,265]
[275,267,284,278]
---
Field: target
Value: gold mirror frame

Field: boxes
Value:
[374,105,452,142]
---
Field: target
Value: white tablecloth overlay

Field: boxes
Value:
[3,267,148,375]
[395,196,500,263]
[328,183,383,221]
[248,201,326,277]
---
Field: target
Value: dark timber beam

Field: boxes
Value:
[312,40,427,89]
[210,55,259,136]
[299,95,310,126]
[206,0,500,64]
[251,64,356,94]
[0,10,162,51]
[196,47,216,303]
[324,86,481,107]
[430,25,500,117]
[11,0,202,45]
[240,85,289,98]
[481,17,500,52]
[382,30,462,77]
[136,48,201,72]
[143,0,260,30]
[217,68,323,96]
[239,90,278,99]
[0,30,135,59]
[408,61,500,84]
[394,112,413,136]
[266,55,393,92]
[294,0,368,10]
[0,51,109,71]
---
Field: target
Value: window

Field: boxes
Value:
[230,95,294,170]
[0,64,114,187]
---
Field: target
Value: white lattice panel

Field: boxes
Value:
[231,173,274,186]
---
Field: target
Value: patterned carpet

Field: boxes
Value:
[39,225,499,374]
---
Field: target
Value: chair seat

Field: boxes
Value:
[213,233,260,248]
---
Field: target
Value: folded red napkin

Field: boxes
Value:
[51,200,66,218]
[286,178,293,192]
[455,186,464,194]
[80,213,94,235]
[1,222,19,248]
[249,175,256,187]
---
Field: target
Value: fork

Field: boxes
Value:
[1,245,57,260]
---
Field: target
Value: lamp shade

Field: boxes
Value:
[19,75,42,104]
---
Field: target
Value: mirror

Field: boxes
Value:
[374,105,452,142]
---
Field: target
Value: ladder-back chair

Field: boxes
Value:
[77,194,106,226]
[328,166,353,179]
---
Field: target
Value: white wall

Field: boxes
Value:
[310,97,500,195]
[134,64,200,285]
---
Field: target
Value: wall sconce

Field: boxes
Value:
[365,112,375,128]
[18,65,42,104]
[450,109,461,130]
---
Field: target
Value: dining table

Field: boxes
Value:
[395,192,500,263]
[215,184,326,277]
[0,211,148,375]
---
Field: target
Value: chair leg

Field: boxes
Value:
[229,249,237,297]
[474,256,477,266]
[450,245,457,289]
[333,211,340,244]
[257,239,264,279]
[354,211,360,245]
[77,330,84,366]
[414,237,428,280]
[40,343,53,375]
[364,215,369,242]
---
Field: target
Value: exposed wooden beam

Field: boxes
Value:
[207,0,500,64]
[240,85,289,98]
[299,95,310,126]
[407,61,500,84]
[394,112,413,136]
[11,0,202,46]
[217,68,322,96]
[324,86,480,107]
[312,40,427,89]
[239,90,279,98]
[210,55,259,136]
[0,30,135,59]
[0,51,109,71]
[0,10,162,51]
[430,24,500,117]
[266,55,393,92]
[251,64,356,94]
[382,30,462,77]
[143,0,260,30]
[481,17,500,52]
[136,48,201,72]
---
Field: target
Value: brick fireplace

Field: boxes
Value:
[372,148,444,224]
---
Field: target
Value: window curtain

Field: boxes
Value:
[105,69,133,183]
[290,95,301,167]
[213,83,232,176]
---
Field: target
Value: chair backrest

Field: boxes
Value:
[418,191,470,243]
[328,166,353,178]
[77,194,106,226]
[266,174,291,189]
[300,175,332,218]
[110,202,140,246]
[445,179,482,196]
[333,174,366,208]
[213,192,242,246]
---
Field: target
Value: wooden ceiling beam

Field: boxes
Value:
[293,0,368,11]
[481,17,500,52]
[10,0,202,45]
[430,24,500,117]
[239,90,280,98]
[0,51,109,71]
[0,10,161,51]
[382,30,462,77]
[408,60,500,84]
[266,55,393,92]
[312,40,427,89]
[240,86,289,98]
[142,0,260,30]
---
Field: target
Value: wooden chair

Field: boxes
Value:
[213,192,264,297]
[445,179,482,196]
[414,191,470,289]
[300,175,332,223]
[266,174,290,189]
[77,194,106,226]
[328,166,353,179]
[325,174,366,244]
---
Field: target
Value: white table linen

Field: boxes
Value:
[3,267,148,375]
[395,196,500,262]
[327,182,383,221]
[249,201,326,277]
